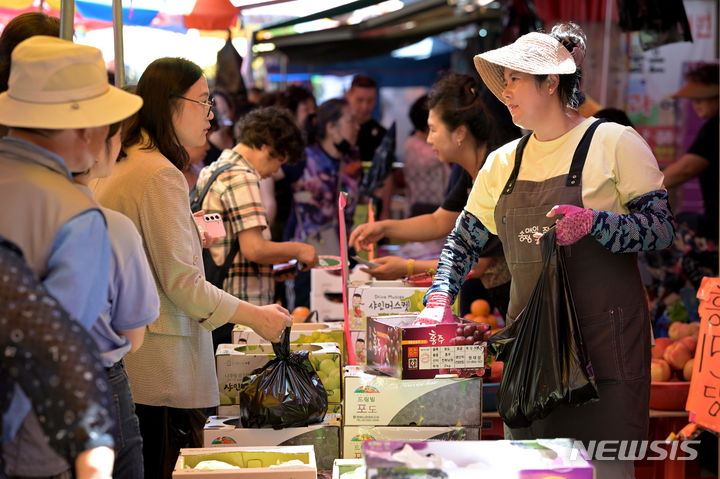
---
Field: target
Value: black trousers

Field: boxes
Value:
[134,404,211,479]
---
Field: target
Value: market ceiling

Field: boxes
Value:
[252,0,503,63]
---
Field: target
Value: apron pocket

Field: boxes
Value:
[615,305,651,381]
[504,205,556,265]
[578,309,622,382]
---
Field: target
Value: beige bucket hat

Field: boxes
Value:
[0,35,142,129]
[473,32,576,104]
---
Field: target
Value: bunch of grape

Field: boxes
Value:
[448,322,492,346]
[385,327,401,364]
[309,353,342,403]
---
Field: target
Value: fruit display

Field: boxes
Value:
[650,321,700,382]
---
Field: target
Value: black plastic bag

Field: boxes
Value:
[488,228,598,428]
[238,327,328,429]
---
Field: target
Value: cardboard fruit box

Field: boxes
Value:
[362,439,594,478]
[215,342,342,405]
[347,281,459,331]
[232,322,344,351]
[343,367,482,426]
[203,414,341,471]
[366,314,486,379]
[342,426,480,459]
[173,445,316,478]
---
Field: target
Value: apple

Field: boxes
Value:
[668,322,692,342]
[663,341,692,370]
[688,322,700,335]
[651,358,672,382]
[683,357,694,381]
[652,337,672,359]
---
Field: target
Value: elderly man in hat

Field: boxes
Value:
[663,63,719,240]
[0,36,142,477]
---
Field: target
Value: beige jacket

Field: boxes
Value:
[94,140,239,407]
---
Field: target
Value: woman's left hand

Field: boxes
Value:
[546,204,594,246]
[360,256,407,280]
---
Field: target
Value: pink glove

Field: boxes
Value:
[415,292,455,325]
[547,204,593,246]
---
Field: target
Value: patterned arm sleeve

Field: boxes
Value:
[425,210,491,303]
[1,241,114,464]
[590,189,675,253]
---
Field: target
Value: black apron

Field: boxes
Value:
[493,120,650,447]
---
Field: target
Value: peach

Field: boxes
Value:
[668,322,692,342]
[663,341,693,370]
[679,335,698,355]
[489,360,503,383]
[683,357,694,381]
[652,337,672,359]
[687,322,700,335]
[651,358,672,382]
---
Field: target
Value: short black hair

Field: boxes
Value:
[279,84,315,114]
[408,94,429,133]
[235,106,305,165]
[350,74,378,91]
[0,12,60,93]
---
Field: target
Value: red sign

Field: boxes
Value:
[686,277,720,433]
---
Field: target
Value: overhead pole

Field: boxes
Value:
[59,0,74,41]
[112,0,126,88]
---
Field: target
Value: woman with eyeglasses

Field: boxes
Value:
[93,57,293,479]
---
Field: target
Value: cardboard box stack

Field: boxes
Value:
[203,414,341,470]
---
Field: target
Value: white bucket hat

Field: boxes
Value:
[473,32,577,104]
[0,35,142,129]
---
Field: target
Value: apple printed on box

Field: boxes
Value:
[366,314,488,380]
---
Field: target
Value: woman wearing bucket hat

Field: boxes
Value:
[663,63,719,242]
[93,58,293,479]
[417,22,674,478]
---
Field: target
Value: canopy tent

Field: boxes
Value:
[252,0,502,64]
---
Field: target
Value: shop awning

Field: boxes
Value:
[253,0,502,64]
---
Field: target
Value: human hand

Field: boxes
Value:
[360,256,407,280]
[467,257,492,279]
[546,204,593,246]
[201,230,219,248]
[296,244,319,271]
[75,446,114,479]
[349,222,386,251]
[415,292,454,325]
[252,304,293,342]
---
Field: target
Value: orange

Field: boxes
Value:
[292,306,311,323]
[464,313,477,322]
[470,299,491,317]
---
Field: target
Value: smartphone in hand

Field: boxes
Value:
[352,255,380,269]
[193,211,226,239]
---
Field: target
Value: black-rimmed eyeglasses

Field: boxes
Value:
[173,95,215,117]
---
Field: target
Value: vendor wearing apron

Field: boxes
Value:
[418,23,675,479]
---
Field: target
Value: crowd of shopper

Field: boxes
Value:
[0,8,717,479]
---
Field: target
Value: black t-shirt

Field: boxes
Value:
[688,114,719,220]
[442,169,473,213]
[440,169,503,257]
[357,118,387,164]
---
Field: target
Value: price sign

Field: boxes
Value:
[686,277,720,433]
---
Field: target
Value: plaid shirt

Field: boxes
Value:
[196,150,274,305]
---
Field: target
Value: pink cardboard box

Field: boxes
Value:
[363,439,594,478]
[366,314,485,379]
